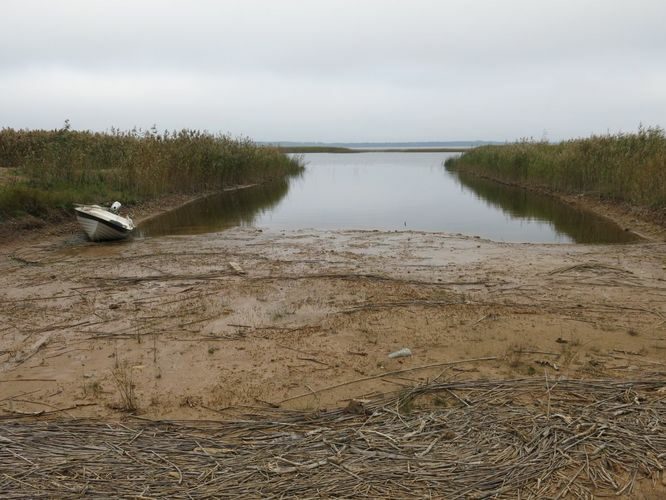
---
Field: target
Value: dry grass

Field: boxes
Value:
[0,125,303,218]
[111,361,137,412]
[445,126,666,211]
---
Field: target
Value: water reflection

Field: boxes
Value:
[448,169,640,243]
[137,152,640,244]
[137,176,294,237]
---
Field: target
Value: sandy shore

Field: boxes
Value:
[1,220,665,419]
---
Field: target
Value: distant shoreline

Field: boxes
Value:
[278,146,469,153]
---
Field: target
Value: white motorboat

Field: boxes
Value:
[74,202,135,241]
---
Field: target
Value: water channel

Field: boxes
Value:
[138,152,638,244]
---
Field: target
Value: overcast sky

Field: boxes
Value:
[1,0,665,142]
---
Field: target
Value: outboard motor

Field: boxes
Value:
[110,201,122,213]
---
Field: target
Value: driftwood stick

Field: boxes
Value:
[275,357,497,404]
[0,378,57,383]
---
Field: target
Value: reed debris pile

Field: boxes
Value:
[1,378,665,498]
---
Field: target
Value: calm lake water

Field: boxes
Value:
[138,152,638,244]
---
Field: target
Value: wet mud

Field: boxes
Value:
[1,227,665,420]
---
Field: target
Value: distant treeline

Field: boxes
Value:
[279,146,355,153]
[0,126,303,220]
[444,127,666,212]
[268,140,498,148]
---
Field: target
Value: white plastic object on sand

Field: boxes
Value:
[388,348,412,359]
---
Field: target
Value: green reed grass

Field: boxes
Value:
[444,126,666,210]
[0,125,303,219]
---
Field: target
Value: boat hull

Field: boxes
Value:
[75,206,134,241]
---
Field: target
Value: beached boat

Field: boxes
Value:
[74,202,135,241]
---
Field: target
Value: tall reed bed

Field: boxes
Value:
[0,126,303,218]
[444,127,666,210]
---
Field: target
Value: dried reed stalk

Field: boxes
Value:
[1,377,665,498]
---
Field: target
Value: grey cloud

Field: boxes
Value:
[1,0,665,141]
